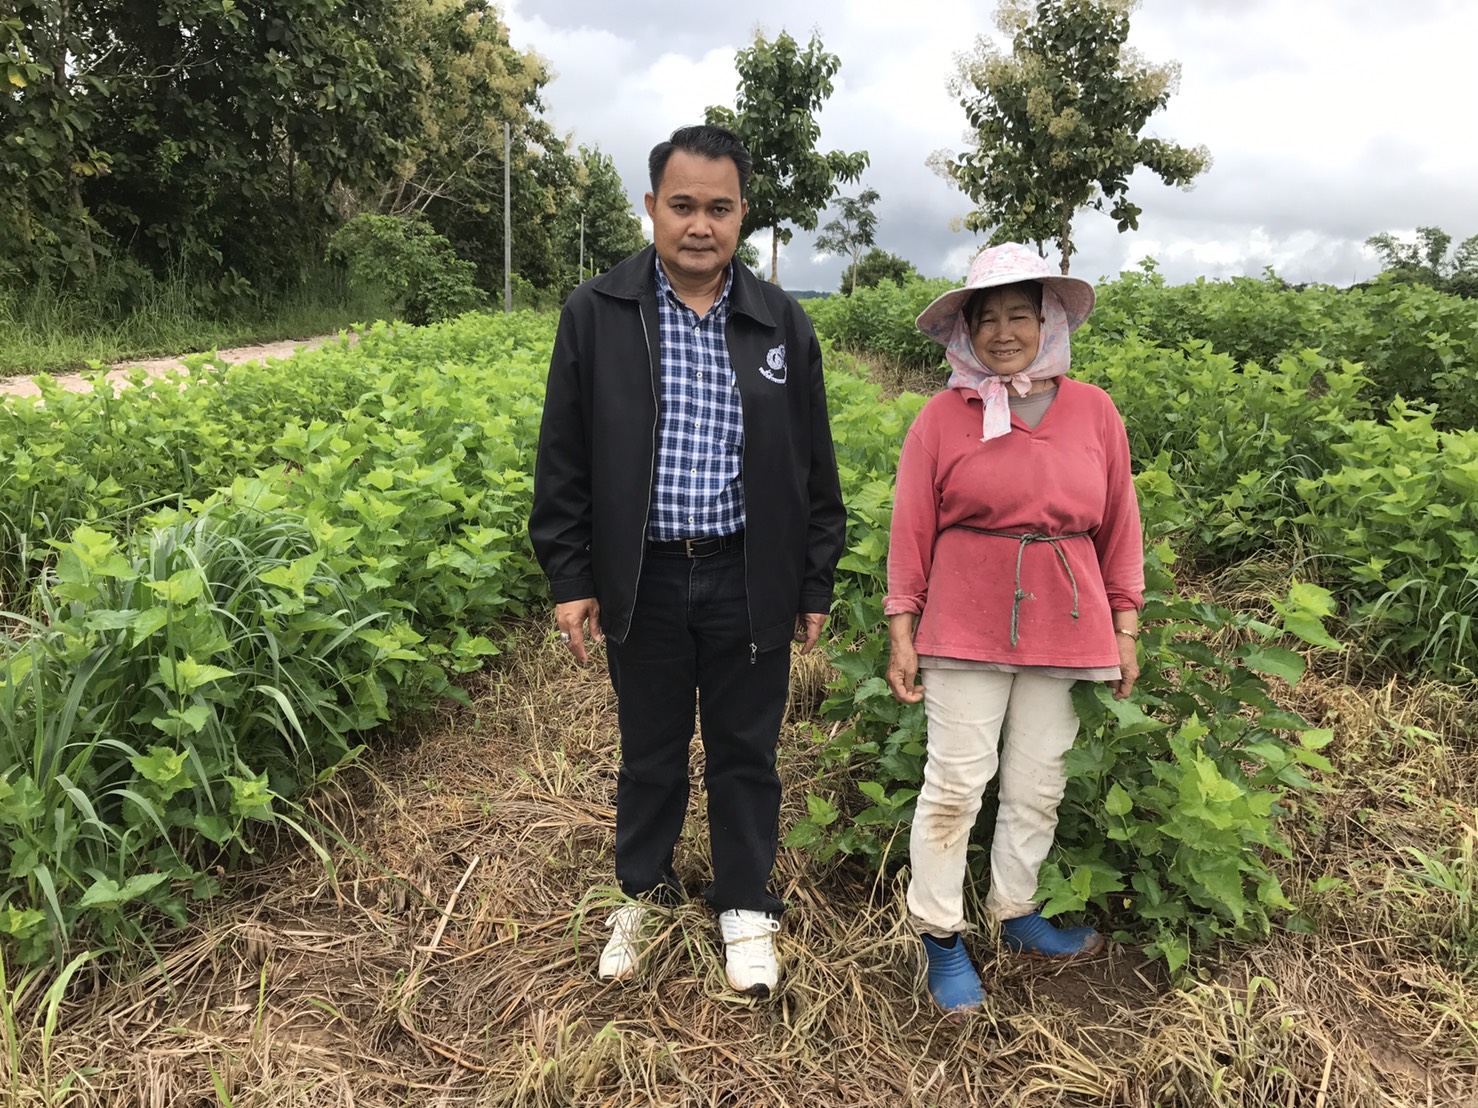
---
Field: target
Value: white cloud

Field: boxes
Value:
[503,0,1478,290]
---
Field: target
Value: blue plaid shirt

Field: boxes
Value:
[648,258,745,541]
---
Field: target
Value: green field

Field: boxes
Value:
[1,276,1474,1105]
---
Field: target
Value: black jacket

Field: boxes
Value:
[529,246,846,650]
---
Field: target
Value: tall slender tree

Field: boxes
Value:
[814,188,880,295]
[705,29,868,285]
[938,0,1209,273]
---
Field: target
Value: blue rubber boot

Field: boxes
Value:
[920,934,985,1014]
[1000,910,1106,958]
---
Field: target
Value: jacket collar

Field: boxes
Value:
[592,245,775,328]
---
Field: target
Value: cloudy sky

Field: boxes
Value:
[502,0,1476,292]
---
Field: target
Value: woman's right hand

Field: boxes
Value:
[886,614,924,703]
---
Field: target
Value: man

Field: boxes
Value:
[529,124,846,996]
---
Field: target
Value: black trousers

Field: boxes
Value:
[605,544,789,916]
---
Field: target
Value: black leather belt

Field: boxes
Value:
[646,530,744,558]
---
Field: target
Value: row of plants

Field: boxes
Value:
[1090,263,1478,430]
[1,313,553,962]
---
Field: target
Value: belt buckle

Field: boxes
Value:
[684,537,697,558]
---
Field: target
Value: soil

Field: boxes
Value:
[0,334,348,400]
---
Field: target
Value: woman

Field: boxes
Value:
[884,242,1144,1015]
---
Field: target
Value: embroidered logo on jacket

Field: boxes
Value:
[760,343,788,384]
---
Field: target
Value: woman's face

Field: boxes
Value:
[969,287,1043,376]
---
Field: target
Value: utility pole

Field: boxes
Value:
[578,211,585,284]
[503,122,512,313]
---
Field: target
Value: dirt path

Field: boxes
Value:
[0,334,348,400]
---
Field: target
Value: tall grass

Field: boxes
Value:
[0,261,390,378]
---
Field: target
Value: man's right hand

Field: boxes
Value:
[556,598,603,664]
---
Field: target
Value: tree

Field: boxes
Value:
[1365,226,1478,297]
[2,2,113,280]
[555,145,646,288]
[373,0,557,292]
[938,0,1209,273]
[705,30,868,285]
[814,188,880,294]
[2,0,562,300]
[84,0,429,288]
[840,248,919,294]
[734,239,761,270]
[325,213,482,325]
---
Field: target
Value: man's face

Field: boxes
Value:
[645,150,747,288]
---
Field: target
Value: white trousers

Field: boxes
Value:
[906,667,1080,935]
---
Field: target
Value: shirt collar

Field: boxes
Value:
[654,253,733,314]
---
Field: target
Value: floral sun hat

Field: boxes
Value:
[916,243,1097,442]
[915,242,1095,340]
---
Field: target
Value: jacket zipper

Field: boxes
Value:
[730,314,758,665]
[633,301,659,629]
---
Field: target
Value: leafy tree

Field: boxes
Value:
[938,0,1209,273]
[705,30,868,285]
[2,0,567,303]
[1365,226,1478,297]
[2,0,432,292]
[840,248,919,294]
[325,213,482,325]
[87,0,428,289]
[377,0,557,292]
[1,2,111,281]
[815,188,880,294]
[554,145,646,288]
[1,0,640,309]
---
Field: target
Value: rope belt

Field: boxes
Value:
[947,526,1090,647]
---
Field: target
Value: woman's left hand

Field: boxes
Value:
[1111,631,1140,700]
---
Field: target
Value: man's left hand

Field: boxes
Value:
[794,612,829,655]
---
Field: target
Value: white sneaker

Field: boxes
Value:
[597,905,652,982]
[718,909,780,996]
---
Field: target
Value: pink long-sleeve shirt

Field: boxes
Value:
[884,378,1145,668]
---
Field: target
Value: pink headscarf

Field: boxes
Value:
[944,284,1073,443]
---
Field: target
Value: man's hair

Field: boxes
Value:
[648,124,752,199]
[965,280,1044,328]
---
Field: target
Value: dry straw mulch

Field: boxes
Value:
[7,621,1476,1107]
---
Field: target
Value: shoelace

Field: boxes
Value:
[721,914,779,948]
[608,906,646,942]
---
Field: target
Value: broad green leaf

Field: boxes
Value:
[130,608,170,644]
[130,746,196,799]
[805,793,840,825]
[1235,645,1306,685]
[260,552,323,597]
[173,657,236,692]
[145,567,207,606]
[228,773,276,820]
[0,907,45,938]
